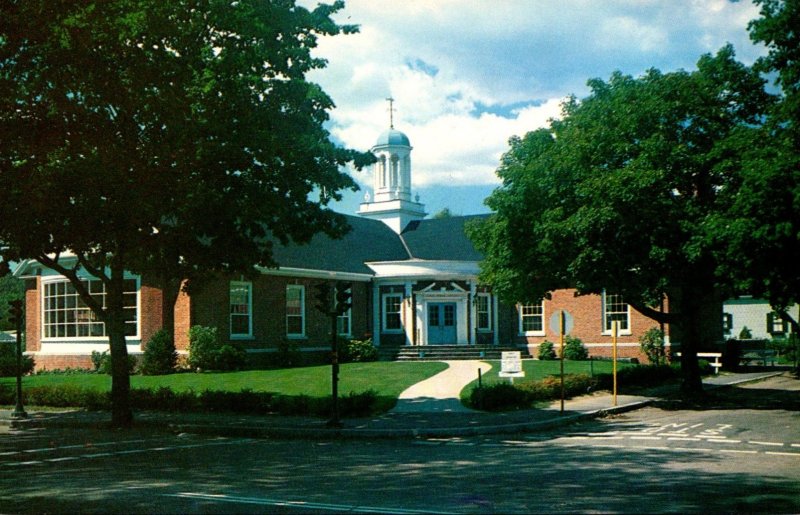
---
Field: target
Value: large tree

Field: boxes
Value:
[0,0,371,426]
[714,0,800,335]
[469,46,772,395]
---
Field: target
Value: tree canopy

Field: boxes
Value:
[0,0,371,425]
[469,46,774,394]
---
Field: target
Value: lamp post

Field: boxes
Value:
[8,299,27,419]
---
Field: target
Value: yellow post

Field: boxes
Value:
[560,310,565,414]
[612,320,618,407]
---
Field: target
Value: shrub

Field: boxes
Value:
[93,350,138,375]
[340,338,378,363]
[563,336,588,360]
[538,341,557,360]
[276,339,303,368]
[140,329,178,376]
[739,326,753,339]
[639,327,666,366]
[187,326,246,371]
[0,341,35,377]
[469,382,530,411]
[188,325,219,371]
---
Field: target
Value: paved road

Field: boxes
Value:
[1,374,798,514]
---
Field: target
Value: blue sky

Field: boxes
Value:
[303,0,768,217]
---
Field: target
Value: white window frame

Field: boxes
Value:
[286,285,306,338]
[41,275,140,341]
[518,302,545,336]
[476,293,492,332]
[382,293,403,333]
[336,285,352,337]
[602,292,631,335]
[229,281,253,339]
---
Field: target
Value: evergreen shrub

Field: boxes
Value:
[563,336,588,360]
[538,341,557,360]
[140,329,178,375]
[188,325,247,371]
[340,338,378,363]
[0,341,35,377]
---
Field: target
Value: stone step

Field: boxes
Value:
[381,345,528,361]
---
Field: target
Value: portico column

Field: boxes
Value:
[404,282,414,346]
[372,282,381,347]
[469,282,477,345]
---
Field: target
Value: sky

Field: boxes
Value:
[302,0,768,218]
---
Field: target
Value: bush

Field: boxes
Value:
[188,326,247,371]
[469,382,530,411]
[140,329,178,375]
[340,338,378,363]
[739,326,753,339]
[92,350,138,375]
[0,341,35,377]
[639,327,666,366]
[563,336,588,360]
[276,339,303,368]
[538,341,557,360]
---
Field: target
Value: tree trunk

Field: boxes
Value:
[107,261,133,427]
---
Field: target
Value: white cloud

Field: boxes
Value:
[302,0,767,213]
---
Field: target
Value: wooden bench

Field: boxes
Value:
[739,349,777,367]
[675,352,723,374]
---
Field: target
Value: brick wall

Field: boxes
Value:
[24,277,40,352]
[507,289,668,363]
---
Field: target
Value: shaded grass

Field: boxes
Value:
[0,361,448,399]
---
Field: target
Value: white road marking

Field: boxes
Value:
[720,449,758,455]
[165,492,456,514]
[765,452,800,458]
[0,438,255,468]
[749,441,784,447]
[0,438,151,457]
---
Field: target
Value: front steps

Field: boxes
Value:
[379,344,527,361]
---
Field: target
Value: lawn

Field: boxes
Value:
[0,361,450,399]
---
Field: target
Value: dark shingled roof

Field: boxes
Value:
[270,215,409,275]
[400,214,489,261]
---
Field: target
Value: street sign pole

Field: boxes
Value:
[612,320,618,407]
[560,310,565,414]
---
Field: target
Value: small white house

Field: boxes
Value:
[723,297,799,340]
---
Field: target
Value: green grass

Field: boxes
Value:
[0,361,449,399]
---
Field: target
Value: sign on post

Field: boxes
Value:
[549,310,574,335]
[499,351,525,383]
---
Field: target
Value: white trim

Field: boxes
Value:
[476,293,492,332]
[286,284,306,339]
[256,265,372,282]
[382,293,404,333]
[518,302,546,336]
[40,275,141,343]
[601,292,632,336]
[229,281,253,340]
[366,260,480,280]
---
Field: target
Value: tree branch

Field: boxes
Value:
[36,252,106,319]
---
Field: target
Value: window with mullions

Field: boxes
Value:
[336,285,352,337]
[42,278,138,339]
[229,281,252,339]
[286,285,305,338]
[519,302,544,334]
[383,294,402,331]
[476,294,492,331]
[603,292,630,333]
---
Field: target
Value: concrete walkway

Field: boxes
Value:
[391,360,492,413]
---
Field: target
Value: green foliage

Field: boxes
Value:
[276,339,303,368]
[0,341,35,377]
[639,327,666,366]
[469,46,773,395]
[739,326,753,339]
[92,350,137,376]
[538,341,557,360]
[340,338,378,363]
[140,330,178,376]
[469,374,597,411]
[563,336,588,360]
[0,276,24,331]
[188,326,246,372]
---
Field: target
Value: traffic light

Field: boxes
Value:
[335,283,352,315]
[313,283,331,314]
[7,299,23,328]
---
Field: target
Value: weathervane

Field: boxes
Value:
[386,97,395,129]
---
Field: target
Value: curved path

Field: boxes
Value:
[391,360,493,413]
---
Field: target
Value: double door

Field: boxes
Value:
[427,302,457,345]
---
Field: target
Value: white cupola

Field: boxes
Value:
[357,99,426,233]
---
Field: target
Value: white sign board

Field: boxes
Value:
[499,351,525,378]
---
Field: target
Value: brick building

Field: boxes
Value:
[14,125,669,370]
